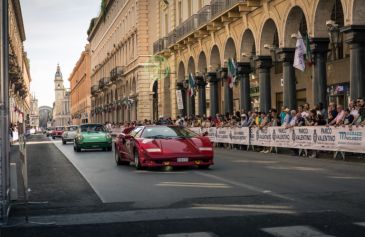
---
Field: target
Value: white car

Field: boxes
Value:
[62,126,79,144]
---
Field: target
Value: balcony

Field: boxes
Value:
[91,85,99,96]
[110,66,124,82]
[153,37,168,54]
[98,77,110,90]
[154,0,260,54]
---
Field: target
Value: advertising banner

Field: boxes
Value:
[230,127,250,145]
[270,127,292,148]
[335,126,365,153]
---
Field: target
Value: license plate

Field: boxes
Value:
[177,158,189,162]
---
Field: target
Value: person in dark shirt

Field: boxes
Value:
[343,108,354,125]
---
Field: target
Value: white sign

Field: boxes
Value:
[176,90,184,110]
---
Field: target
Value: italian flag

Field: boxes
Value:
[227,58,237,89]
[188,73,195,97]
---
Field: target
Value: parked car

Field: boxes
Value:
[114,125,214,169]
[52,126,64,139]
[73,124,112,152]
[62,125,79,144]
[46,127,54,137]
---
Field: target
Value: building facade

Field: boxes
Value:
[52,65,71,127]
[29,94,39,129]
[38,106,53,129]
[153,0,365,117]
[9,0,31,125]
[69,44,91,125]
[88,0,160,123]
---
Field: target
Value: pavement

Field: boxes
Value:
[1,134,365,237]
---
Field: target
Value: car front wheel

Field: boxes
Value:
[115,148,123,166]
[62,139,66,145]
[134,151,142,170]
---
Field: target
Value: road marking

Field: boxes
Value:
[232,160,278,164]
[191,204,295,214]
[261,225,334,237]
[159,232,217,237]
[265,166,326,172]
[194,171,294,201]
[327,176,365,180]
[355,222,365,227]
[156,182,231,189]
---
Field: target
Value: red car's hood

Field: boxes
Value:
[140,137,211,156]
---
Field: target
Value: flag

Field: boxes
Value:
[227,58,237,89]
[293,31,306,72]
[305,34,313,66]
[188,73,195,97]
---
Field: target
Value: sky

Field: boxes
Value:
[21,0,100,107]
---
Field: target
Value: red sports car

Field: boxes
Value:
[52,126,64,139]
[114,125,214,169]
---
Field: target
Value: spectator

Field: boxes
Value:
[329,105,345,126]
[282,108,291,127]
[279,106,286,125]
[328,102,338,124]
[342,108,354,125]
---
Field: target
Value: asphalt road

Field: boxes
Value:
[4,134,365,236]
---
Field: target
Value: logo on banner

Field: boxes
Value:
[313,129,318,143]
[229,130,233,140]
[272,129,276,141]
[292,130,296,142]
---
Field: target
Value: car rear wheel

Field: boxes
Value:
[52,136,55,140]
[74,143,81,152]
[115,148,124,166]
[134,151,142,170]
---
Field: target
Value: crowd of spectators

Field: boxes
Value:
[105,97,365,130]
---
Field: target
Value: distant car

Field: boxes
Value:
[62,125,79,144]
[51,126,64,139]
[46,127,54,137]
[114,125,214,169]
[73,124,112,152]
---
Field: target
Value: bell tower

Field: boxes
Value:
[54,63,65,101]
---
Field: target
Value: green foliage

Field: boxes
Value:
[87,18,97,36]
[100,0,107,20]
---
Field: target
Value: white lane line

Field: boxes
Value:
[261,225,334,237]
[194,171,294,201]
[191,204,295,214]
[159,232,217,237]
[156,182,231,189]
[355,222,365,227]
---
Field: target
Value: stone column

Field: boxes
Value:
[342,25,365,99]
[208,72,219,117]
[311,38,329,108]
[196,76,207,117]
[220,67,233,115]
[237,62,252,112]
[254,56,272,113]
[277,48,296,110]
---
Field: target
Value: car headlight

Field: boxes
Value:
[145,148,162,153]
[106,134,112,139]
[78,135,84,140]
[199,147,213,151]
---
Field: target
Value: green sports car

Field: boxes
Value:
[73,124,112,152]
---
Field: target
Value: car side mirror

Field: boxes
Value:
[202,131,208,137]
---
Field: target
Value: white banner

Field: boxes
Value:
[188,126,365,154]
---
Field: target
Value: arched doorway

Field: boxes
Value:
[223,38,237,115]
[314,0,346,105]
[198,51,208,116]
[177,61,186,116]
[282,6,308,110]
[258,18,279,113]
[240,29,256,111]
[187,57,196,116]
[209,45,222,115]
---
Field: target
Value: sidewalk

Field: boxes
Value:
[9,134,130,217]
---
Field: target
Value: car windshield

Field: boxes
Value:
[141,126,198,139]
[65,126,78,131]
[55,127,63,131]
[80,124,106,133]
